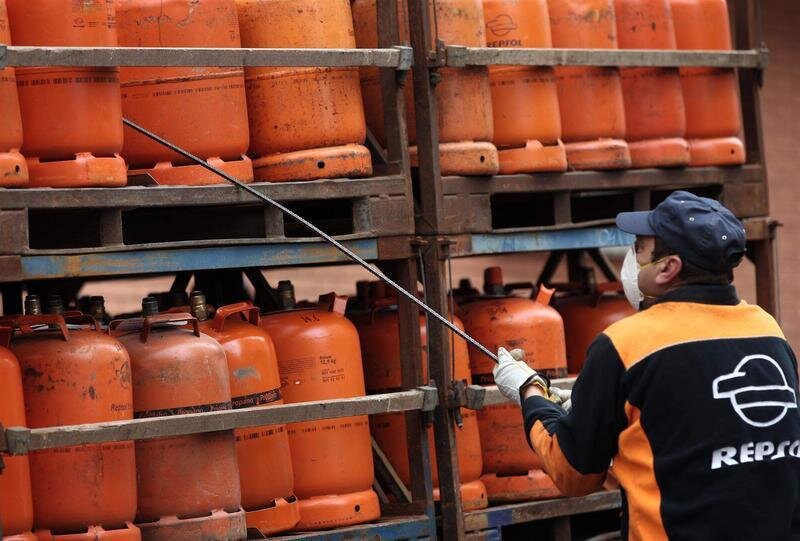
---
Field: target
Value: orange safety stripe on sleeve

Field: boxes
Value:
[529,420,606,497]
[611,403,667,541]
[604,301,784,369]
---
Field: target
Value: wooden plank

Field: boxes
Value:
[446,46,768,68]
[0,210,27,254]
[440,165,764,195]
[1,388,438,455]
[0,176,407,209]
[464,491,622,532]
[0,45,413,69]
[271,515,431,540]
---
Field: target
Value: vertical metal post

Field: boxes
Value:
[407,0,466,538]
[408,0,446,236]
[396,258,436,521]
[750,224,780,320]
[733,0,768,175]
[377,0,436,528]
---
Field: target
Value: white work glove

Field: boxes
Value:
[493,347,537,405]
[496,347,572,411]
[549,386,572,412]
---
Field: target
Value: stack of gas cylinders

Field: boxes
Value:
[0,0,373,189]
[0,264,638,536]
[353,0,745,174]
[0,287,380,540]
[0,0,744,189]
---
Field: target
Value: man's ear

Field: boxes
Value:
[655,255,683,285]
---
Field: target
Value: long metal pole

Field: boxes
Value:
[122,117,499,363]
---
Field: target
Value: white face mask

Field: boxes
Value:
[621,246,644,310]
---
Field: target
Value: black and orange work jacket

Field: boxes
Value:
[523,285,800,540]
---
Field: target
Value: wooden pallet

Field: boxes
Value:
[0,176,413,255]
[437,165,767,235]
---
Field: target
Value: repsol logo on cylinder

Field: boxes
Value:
[711,439,800,470]
[487,39,523,47]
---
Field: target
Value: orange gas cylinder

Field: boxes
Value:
[553,280,635,374]
[31,524,141,541]
[548,0,631,170]
[190,295,300,536]
[357,298,487,511]
[235,0,371,182]
[614,0,690,168]
[113,300,246,541]
[352,0,499,176]
[483,0,567,173]
[7,313,138,539]
[0,338,34,539]
[0,0,27,187]
[260,286,380,530]
[6,0,126,188]
[670,0,745,165]
[458,267,567,502]
[116,0,253,186]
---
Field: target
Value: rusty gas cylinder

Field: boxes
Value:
[553,278,635,374]
[0,0,28,187]
[236,0,372,182]
[458,267,566,502]
[547,0,632,170]
[113,299,246,541]
[190,294,300,536]
[0,333,34,539]
[260,286,381,530]
[483,0,567,173]
[614,0,690,167]
[8,311,138,538]
[670,0,745,165]
[356,297,488,511]
[117,0,253,186]
[6,0,127,187]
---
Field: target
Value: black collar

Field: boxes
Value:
[652,284,740,306]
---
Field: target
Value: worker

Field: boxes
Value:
[493,191,800,539]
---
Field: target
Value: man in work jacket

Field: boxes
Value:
[493,191,800,540]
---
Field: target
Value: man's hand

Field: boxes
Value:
[549,386,572,412]
[493,347,543,404]
[504,348,573,411]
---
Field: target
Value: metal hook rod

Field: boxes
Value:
[122,117,499,364]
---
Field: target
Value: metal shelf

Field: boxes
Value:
[464,491,622,534]
[446,45,768,68]
[270,515,433,541]
[1,387,437,455]
[0,237,407,281]
[0,45,413,69]
[449,227,634,257]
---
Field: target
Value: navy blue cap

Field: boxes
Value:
[616,191,746,272]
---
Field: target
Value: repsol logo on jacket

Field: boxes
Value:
[712,439,800,469]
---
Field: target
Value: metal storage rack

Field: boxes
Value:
[0,2,437,540]
[405,0,775,539]
[0,0,776,539]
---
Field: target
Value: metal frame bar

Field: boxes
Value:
[446,46,768,68]
[0,45,414,69]
[463,491,622,533]
[0,387,438,456]
[0,44,769,70]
